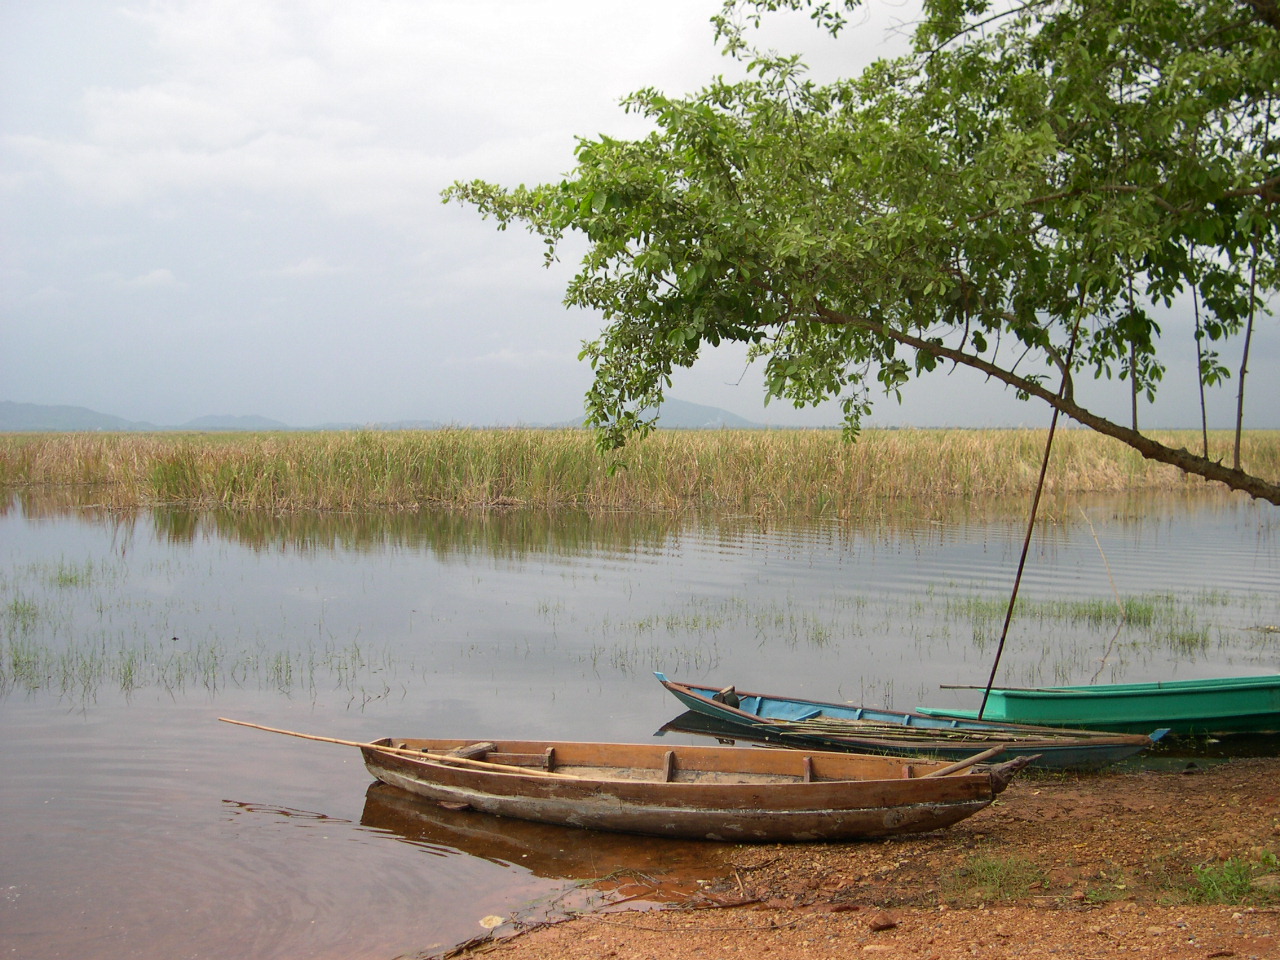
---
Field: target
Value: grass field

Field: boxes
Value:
[0,428,1275,515]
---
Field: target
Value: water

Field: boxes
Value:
[2,491,1277,958]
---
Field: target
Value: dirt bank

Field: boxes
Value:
[444,757,1280,959]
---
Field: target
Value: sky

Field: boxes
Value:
[1,0,1276,430]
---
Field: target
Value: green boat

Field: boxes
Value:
[917,675,1280,736]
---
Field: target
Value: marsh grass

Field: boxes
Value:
[0,549,400,702]
[0,631,396,704]
[4,594,41,633]
[557,591,870,679]
[39,558,118,590]
[946,855,1050,902]
[950,590,1234,658]
[558,583,1255,690]
[1184,853,1280,905]
[2,428,1276,515]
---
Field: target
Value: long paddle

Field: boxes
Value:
[920,744,1006,778]
[939,683,1076,694]
[217,718,583,779]
[220,718,1000,783]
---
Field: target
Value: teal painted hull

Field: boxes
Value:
[918,675,1280,735]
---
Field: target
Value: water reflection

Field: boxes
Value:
[2,488,1277,960]
[360,781,729,891]
[7,489,694,556]
[13,485,1270,559]
[2,489,1276,709]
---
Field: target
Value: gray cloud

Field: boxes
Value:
[0,0,1274,429]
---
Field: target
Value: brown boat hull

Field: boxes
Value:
[361,737,1010,842]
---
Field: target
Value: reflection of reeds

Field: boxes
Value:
[0,629,392,704]
[2,429,1276,515]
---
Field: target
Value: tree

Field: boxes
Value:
[446,0,1280,504]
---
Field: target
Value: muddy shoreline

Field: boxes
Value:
[443,757,1280,960]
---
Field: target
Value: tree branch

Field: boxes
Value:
[1222,173,1280,203]
[962,175,1279,230]
[812,303,1280,505]
[1243,0,1280,31]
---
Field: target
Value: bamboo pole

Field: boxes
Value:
[764,717,1046,743]
[217,718,582,779]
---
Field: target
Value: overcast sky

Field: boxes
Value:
[1,1,1275,429]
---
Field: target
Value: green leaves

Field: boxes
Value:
[446,0,1280,503]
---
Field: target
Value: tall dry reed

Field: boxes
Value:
[0,428,1275,515]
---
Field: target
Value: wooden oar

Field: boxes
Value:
[939,683,1074,693]
[217,718,583,779]
[920,744,1006,778]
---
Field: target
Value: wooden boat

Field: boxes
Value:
[917,675,1280,736]
[357,734,1029,842]
[656,673,1164,770]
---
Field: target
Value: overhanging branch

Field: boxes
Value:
[813,303,1280,505]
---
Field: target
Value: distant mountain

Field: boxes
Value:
[374,419,448,430]
[180,414,291,431]
[0,399,762,433]
[548,398,765,429]
[646,398,764,429]
[0,401,159,432]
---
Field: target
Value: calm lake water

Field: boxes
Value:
[2,491,1277,958]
